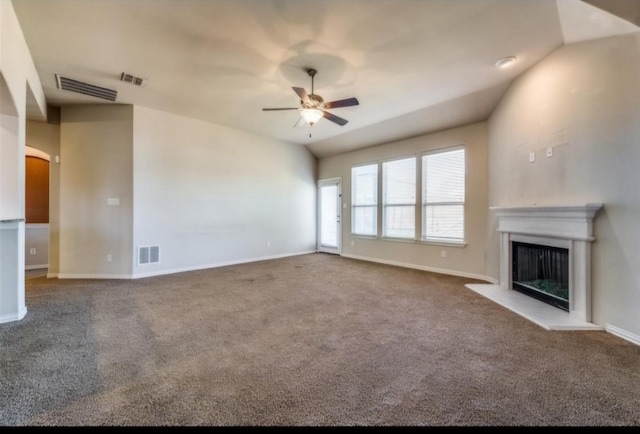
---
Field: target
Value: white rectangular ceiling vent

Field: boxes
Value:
[55,74,117,101]
[120,72,144,86]
[138,245,160,265]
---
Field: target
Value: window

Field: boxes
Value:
[351,163,378,236]
[382,157,416,239]
[422,147,465,243]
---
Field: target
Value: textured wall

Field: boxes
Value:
[488,33,640,336]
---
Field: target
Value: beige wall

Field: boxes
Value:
[59,104,134,277]
[319,121,489,280]
[132,106,317,277]
[488,33,640,335]
[31,104,317,279]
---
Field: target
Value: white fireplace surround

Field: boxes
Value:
[467,203,603,330]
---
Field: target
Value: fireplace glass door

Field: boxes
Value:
[512,242,569,311]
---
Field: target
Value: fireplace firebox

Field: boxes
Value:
[512,241,569,311]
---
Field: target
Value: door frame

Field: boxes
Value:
[317,177,342,255]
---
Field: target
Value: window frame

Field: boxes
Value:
[381,155,417,241]
[350,162,379,238]
[420,145,466,246]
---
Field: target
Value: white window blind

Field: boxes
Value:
[351,163,378,236]
[422,147,465,243]
[383,157,416,239]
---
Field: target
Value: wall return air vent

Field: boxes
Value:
[55,74,117,101]
[138,245,160,265]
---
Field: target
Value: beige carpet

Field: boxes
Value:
[1,253,638,426]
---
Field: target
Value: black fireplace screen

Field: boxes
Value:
[512,241,569,311]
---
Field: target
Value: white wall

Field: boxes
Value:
[0,108,20,220]
[488,33,640,337]
[0,1,45,322]
[59,105,134,278]
[318,122,489,281]
[132,106,317,278]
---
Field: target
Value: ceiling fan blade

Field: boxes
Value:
[292,87,310,104]
[323,97,359,109]
[262,107,299,111]
[321,110,348,126]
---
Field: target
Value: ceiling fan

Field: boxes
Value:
[262,68,359,127]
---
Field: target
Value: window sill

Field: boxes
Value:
[381,237,417,244]
[419,239,467,248]
[350,234,378,240]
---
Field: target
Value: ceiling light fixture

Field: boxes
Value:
[301,108,323,126]
[495,56,517,68]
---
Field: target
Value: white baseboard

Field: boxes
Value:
[25,264,48,270]
[57,274,132,279]
[606,324,640,347]
[0,307,27,324]
[132,250,317,279]
[46,272,58,279]
[341,253,496,283]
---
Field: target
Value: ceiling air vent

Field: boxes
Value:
[121,72,143,86]
[55,74,117,101]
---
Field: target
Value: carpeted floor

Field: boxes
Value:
[25,268,48,280]
[1,253,638,426]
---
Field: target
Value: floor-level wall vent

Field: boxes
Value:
[138,245,160,265]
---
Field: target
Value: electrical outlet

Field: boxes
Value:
[441,249,447,258]
[351,240,355,247]
[29,248,36,255]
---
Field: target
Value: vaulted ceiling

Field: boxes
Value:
[12,0,639,158]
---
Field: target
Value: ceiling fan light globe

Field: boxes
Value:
[301,108,323,126]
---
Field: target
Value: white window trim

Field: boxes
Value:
[351,161,379,237]
[382,155,417,240]
[421,145,466,245]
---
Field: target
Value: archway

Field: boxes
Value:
[0,72,27,323]
[25,146,50,275]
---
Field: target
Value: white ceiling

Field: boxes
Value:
[12,0,639,158]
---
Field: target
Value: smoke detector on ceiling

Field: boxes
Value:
[495,56,517,68]
[120,72,144,86]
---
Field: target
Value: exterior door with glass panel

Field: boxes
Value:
[317,178,341,254]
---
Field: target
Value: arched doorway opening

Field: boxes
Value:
[0,72,27,322]
[25,146,50,276]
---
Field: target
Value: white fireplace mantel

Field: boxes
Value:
[491,203,603,241]
[467,203,603,330]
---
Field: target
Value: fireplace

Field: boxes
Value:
[512,241,569,311]
[466,203,603,330]
[495,204,602,323]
